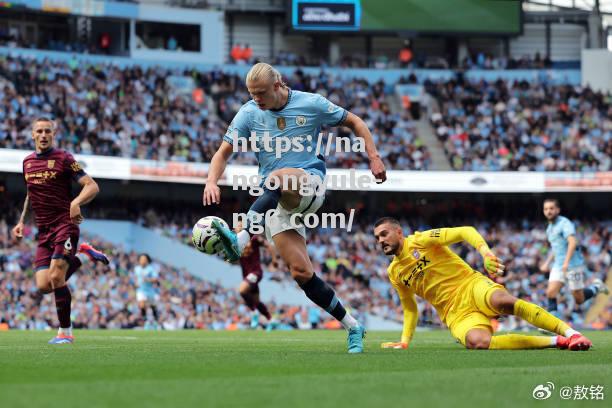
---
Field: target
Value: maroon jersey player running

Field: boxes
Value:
[12,117,110,344]
[238,234,275,321]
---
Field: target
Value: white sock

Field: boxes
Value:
[550,336,557,346]
[76,252,89,264]
[237,230,251,253]
[59,326,72,336]
[564,328,580,337]
[341,313,360,330]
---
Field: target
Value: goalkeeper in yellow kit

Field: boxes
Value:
[373,218,593,351]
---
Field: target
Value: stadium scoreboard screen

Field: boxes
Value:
[294,1,360,30]
[291,0,522,34]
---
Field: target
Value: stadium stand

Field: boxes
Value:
[2,200,608,331]
[4,50,608,173]
[0,225,372,330]
[429,78,612,171]
[155,216,611,330]
[0,54,430,170]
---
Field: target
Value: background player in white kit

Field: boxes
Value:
[539,198,608,318]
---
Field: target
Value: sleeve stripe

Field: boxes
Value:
[332,109,348,127]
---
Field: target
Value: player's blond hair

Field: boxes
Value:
[246,63,286,87]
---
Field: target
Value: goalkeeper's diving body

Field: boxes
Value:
[373,218,593,351]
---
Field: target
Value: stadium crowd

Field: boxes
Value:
[128,203,611,331]
[3,52,609,173]
[429,78,612,171]
[0,224,370,331]
[271,49,555,71]
[0,54,430,170]
[1,195,610,331]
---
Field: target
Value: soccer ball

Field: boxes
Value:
[192,216,228,255]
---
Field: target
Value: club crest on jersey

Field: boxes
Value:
[296,116,307,126]
[27,162,32,168]
[412,249,420,259]
[277,117,286,130]
[47,160,55,169]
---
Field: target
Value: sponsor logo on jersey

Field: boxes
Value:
[402,256,430,287]
[25,171,57,182]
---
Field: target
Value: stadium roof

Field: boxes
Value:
[525,0,612,25]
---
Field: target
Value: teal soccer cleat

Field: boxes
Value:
[347,325,366,354]
[211,219,241,262]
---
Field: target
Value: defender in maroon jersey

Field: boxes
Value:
[238,232,275,321]
[12,117,109,344]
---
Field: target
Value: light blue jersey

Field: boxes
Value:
[135,264,159,295]
[223,89,347,182]
[546,215,584,269]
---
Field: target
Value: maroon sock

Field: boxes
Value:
[54,285,72,329]
[65,256,82,282]
[241,292,256,310]
[256,302,271,320]
[151,306,159,322]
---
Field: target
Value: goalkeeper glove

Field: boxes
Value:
[381,342,408,349]
[479,245,505,277]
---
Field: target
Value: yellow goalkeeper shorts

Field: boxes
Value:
[447,274,505,345]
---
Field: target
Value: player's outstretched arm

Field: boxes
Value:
[342,112,386,183]
[539,251,554,273]
[12,194,29,240]
[382,281,417,349]
[203,141,233,206]
[70,175,100,224]
[562,235,577,274]
[417,227,505,276]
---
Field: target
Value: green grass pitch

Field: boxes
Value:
[1,330,610,408]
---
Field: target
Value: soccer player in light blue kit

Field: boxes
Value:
[134,253,160,326]
[539,198,608,318]
[204,63,387,353]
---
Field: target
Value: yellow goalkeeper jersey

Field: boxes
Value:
[387,227,489,343]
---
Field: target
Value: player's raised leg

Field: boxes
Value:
[239,280,271,320]
[272,229,365,353]
[212,168,301,261]
[569,269,609,305]
[591,278,610,295]
[61,243,109,282]
[78,242,110,265]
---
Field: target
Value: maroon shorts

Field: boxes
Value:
[242,268,263,285]
[34,222,80,271]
